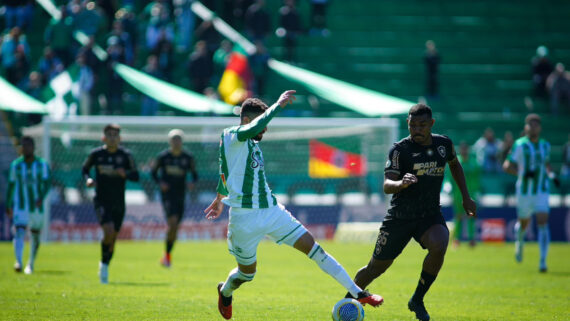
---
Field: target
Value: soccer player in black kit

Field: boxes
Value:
[347,104,476,321]
[82,124,139,284]
[151,129,198,268]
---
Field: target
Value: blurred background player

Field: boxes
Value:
[348,104,477,321]
[5,136,51,274]
[82,124,139,283]
[502,114,560,272]
[204,90,383,320]
[151,129,198,268]
[451,142,481,248]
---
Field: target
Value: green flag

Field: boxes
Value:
[0,76,47,114]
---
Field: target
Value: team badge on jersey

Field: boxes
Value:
[437,146,446,158]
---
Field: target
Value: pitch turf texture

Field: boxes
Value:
[1,241,568,320]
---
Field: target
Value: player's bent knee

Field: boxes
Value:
[235,269,256,285]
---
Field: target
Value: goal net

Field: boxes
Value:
[23,116,398,242]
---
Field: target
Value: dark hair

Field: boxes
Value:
[525,113,541,124]
[104,123,121,134]
[240,98,268,120]
[20,135,34,145]
[408,103,432,118]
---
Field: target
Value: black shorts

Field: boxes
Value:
[94,201,125,232]
[372,214,448,260]
[161,194,185,222]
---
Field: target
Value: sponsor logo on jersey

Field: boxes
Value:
[413,161,444,176]
[438,146,446,158]
[392,150,400,169]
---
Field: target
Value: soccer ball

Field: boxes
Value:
[331,298,365,321]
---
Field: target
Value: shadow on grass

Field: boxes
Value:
[112,281,170,287]
[543,271,570,277]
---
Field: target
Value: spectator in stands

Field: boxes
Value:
[1,27,30,86]
[173,0,195,52]
[546,62,570,115]
[96,0,117,31]
[152,34,174,81]
[115,5,138,55]
[145,3,175,51]
[213,40,233,83]
[245,0,271,43]
[106,20,134,65]
[105,36,126,115]
[561,134,570,203]
[250,41,270,96]
[424,40,440,99]
[3,0,34,31]
[276,0,302,62]
[141,55,162,116]
[38,46,64,85]
[187,40,213,94]
[44,6,74,67]
[531,46,554,99]
[77,36,101,72]
[71,1,104,38]
[23,71,43,125]
[309,0,329,37]
[194,19,220,53]
[76,54,94,116]
[473,127,502,173]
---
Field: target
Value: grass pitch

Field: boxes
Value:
[1,240,569,320]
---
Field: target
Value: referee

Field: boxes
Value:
[151,129,198,267]
[82,124,139,284]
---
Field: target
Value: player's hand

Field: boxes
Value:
[6,208,13,219]
[462,198,477,217]
[86,178,96,187]
[400,173,418,189]
[116,168,126,178]
[277,90,296,108]
[160,182,169,192]
[204,196,225,220]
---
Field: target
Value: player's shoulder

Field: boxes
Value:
[157,149,170,159]
[181,150,194,159]
[10,156,24,166]
[88,146,105,156]
[539,138,551,147]
[513,136,529,147]
[118,146,134,156]
[392,136,413,149]
[432,133,453,145]
[35,156,49,165]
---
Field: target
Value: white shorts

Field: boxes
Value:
[227,203,308,265]
[13,210,44,230]
[516,193,549,219]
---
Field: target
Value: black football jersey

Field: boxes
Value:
[82,146,139,204]
[384,134,456,219]
[151,149,197,195]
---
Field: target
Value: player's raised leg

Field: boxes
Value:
[217,262,256,320]
[292,231,384,307]
[514,218,529,263]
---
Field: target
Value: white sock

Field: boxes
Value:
[308,243,362,297]
[14,227,25,266]
[29,232,40,268]
[221,267,255,297]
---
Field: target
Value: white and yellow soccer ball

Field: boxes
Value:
[331,298,365,321]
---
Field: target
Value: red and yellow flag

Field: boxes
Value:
[309,140,367,178]
[218,47,253,105]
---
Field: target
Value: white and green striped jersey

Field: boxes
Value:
[508,137,551,196]
[6,156,51,214]
[217,104,280,209]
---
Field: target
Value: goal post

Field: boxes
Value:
[24,115,398,242]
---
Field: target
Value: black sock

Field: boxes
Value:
[101,243,113,264]
[166,240,174,254]
[412,271,437,302]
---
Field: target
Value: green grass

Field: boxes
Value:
[1,240,569,320]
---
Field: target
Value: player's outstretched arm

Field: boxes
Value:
[448,158,477,216]
[237,90,296,141]
[204,193,225,220]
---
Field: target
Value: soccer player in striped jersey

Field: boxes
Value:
[204,90,383,320]
[5,136,51,274]
[503,114,560,272]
